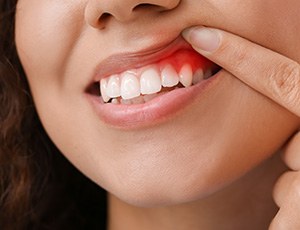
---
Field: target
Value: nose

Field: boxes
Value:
[85,0,181,29]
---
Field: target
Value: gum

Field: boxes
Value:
[158,49,213,73]
[102,49,213,81]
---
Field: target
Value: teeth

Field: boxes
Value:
[192,69,204,85]
[143,93,158,102]
[99,63,216,104]
[120,98,132,105]
[100,78,110,103]
[106,75,121,98]
[111,98,120,104]
[131,96,144,104]
[179,64,193,87]
[161,65,179,87]
[204,69,212,79]
[140,67,162,95]
[120,72,140,99]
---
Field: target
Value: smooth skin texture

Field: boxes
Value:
[183,25,300,229]
[15,0,300,229]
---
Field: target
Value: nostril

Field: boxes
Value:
[133,3,164,12]
[98,12,111,25]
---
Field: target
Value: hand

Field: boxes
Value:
[182,26,300,229]
[182,26,300,116]
[271,131,300,229]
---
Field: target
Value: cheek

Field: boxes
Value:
[259,0,300,62]
[14,0,300,207]
[210,0,300,61]
[64,74,298,207]
[15,0,85,84]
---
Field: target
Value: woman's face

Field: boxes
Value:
[15,0,300,206]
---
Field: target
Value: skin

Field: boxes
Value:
[15,0,300,229]
[183,19,300,229]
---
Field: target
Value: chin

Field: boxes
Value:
[98,143,260,208]
[108,166,238,208]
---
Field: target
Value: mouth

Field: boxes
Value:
[85,35,222,128]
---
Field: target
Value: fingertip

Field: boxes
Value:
[182,26,221,53]
[282,131,300,171]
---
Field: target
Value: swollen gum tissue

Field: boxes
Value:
[158,49,213,73]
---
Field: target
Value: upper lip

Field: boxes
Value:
[92,35,192,82]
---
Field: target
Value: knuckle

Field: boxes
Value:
[269,61,300,108]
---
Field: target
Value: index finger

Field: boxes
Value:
[182,26,300,117]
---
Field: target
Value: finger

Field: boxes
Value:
[270,189,300,230]
[273,171,300,207]
[269,209,288,230]
[273,171,295,207]
[271,171,300,229]
[269,208,298,230]
[182,26,300,116]
[282,131,300,171]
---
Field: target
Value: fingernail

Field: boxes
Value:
[182,26,221,53]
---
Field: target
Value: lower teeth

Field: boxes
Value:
[107,91,167,105]
[106,85,178,105]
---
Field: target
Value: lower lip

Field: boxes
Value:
[86,70,222,129]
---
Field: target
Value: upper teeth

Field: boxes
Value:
[100,63,213,103]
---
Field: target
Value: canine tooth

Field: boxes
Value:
[192,69,204,85]
[100,78,110,103]
[140,67,162,94]
[204,69,212,79]
[120,72,140,99]
[161,64,179,87]
[179,64,193,87]
[106,75,121,98]
[111,98,120,104]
